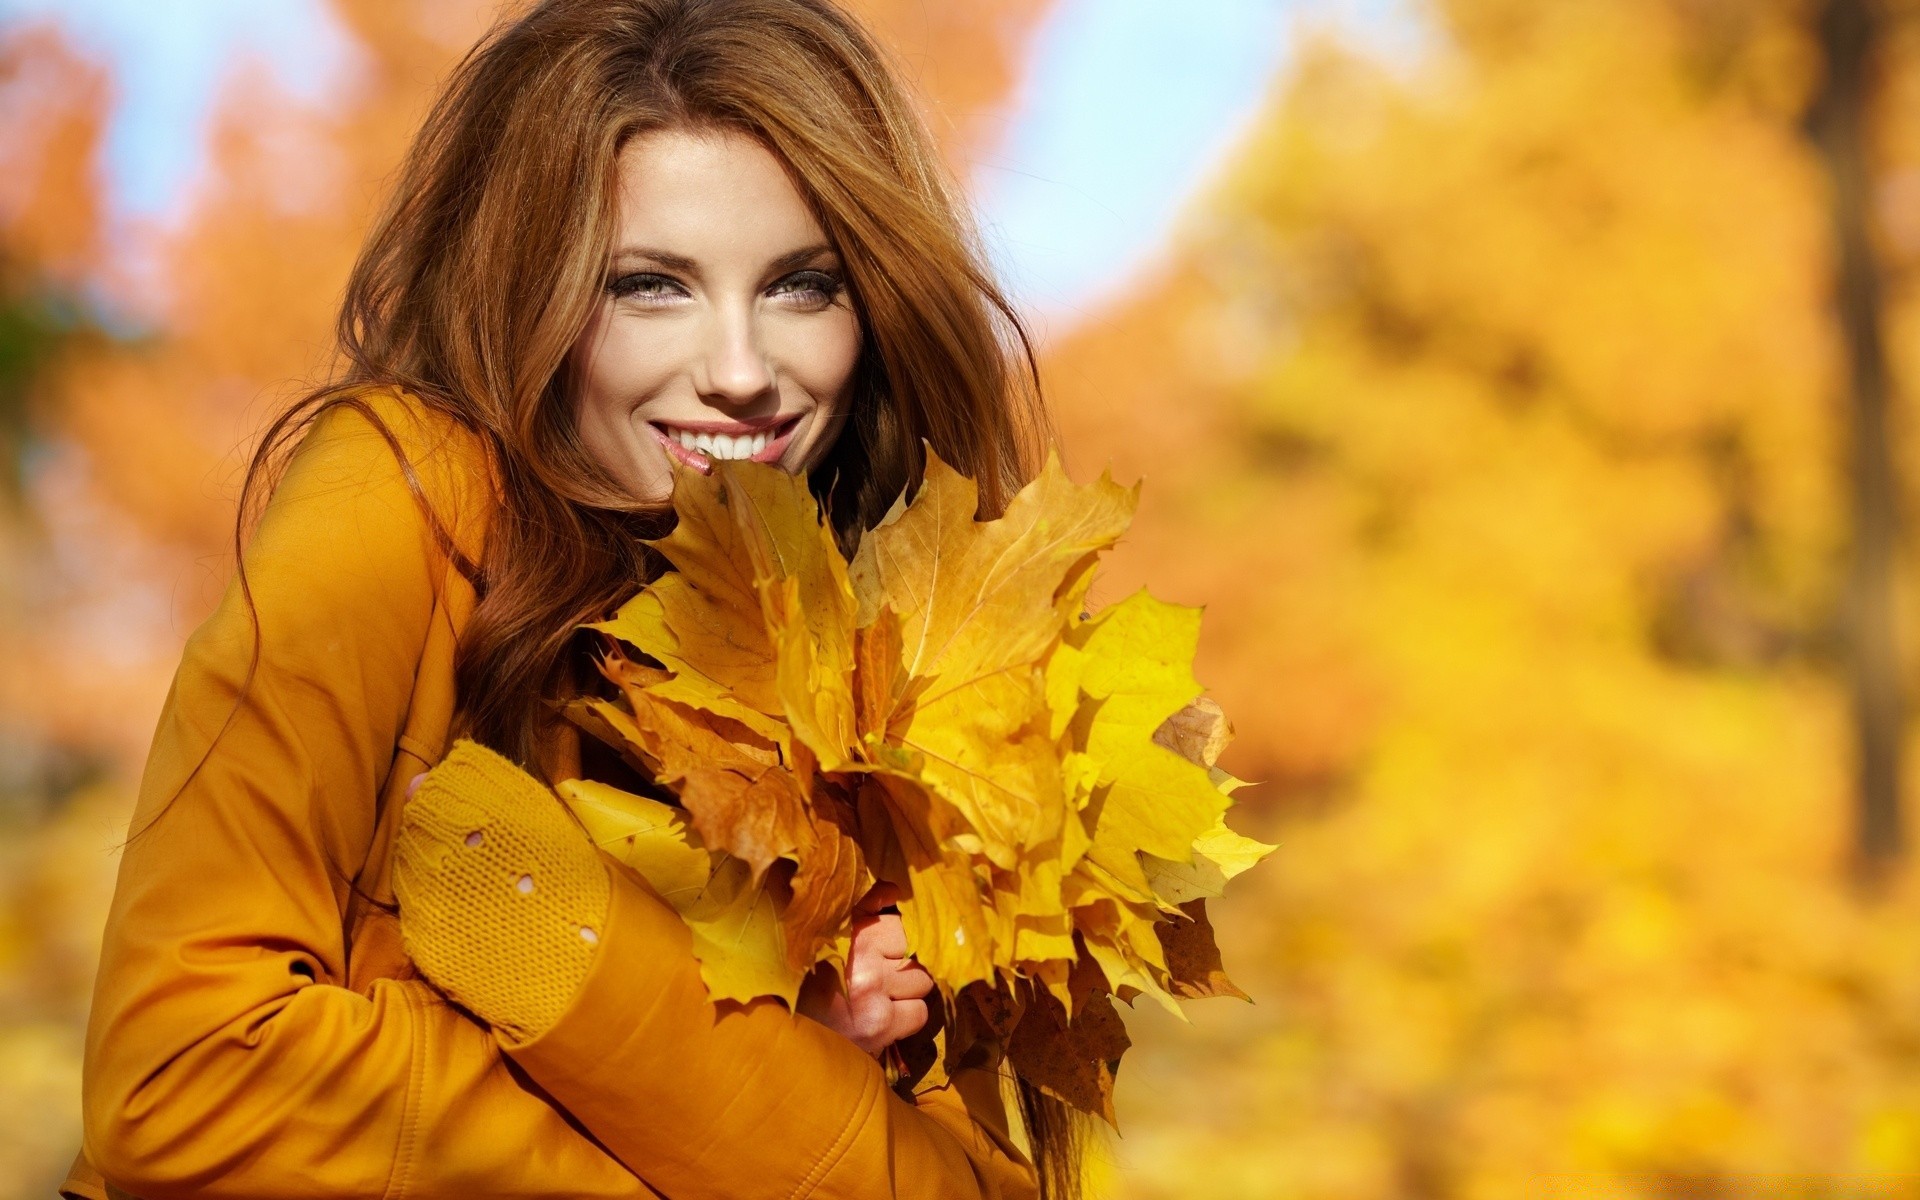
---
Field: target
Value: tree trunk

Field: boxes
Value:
[1808,0,1904,877]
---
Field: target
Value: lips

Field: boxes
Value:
[648,414,801,469]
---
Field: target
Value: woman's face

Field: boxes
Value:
[570,127,862,502]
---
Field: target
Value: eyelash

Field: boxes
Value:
[607,269,846,308]
[774,270,847,305]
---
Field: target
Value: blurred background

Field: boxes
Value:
[4,0,1920,1195]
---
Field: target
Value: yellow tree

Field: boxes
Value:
[1041,0,1920,1193]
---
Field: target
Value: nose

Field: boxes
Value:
[694,304,775,410]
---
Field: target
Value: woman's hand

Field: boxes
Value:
[796,884,935,1058]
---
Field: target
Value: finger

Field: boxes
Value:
[406,773,428,799]
[855,882,902,914]
[860,912,909,961]
[885,961,934,1001]
[889,997,929,1043]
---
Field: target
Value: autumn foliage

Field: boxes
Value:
[1040,1,1920,1195]
[552,454,1269,1120]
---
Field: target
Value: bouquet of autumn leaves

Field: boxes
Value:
[555,450,1273,1122]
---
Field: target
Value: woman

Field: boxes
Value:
[64,1,1083,1196]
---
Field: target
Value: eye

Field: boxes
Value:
[608,272,687,304]
[770,269,846,310]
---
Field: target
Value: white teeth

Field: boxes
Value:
[662,426,775,460]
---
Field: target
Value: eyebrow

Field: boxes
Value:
[611,242,838,274]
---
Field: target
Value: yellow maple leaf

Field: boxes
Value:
[862,772,996,988]
[1143,820,1278,906]
[557,779,804,1005]
[590,592,792,752]
[849,453,1136,860]
[1067,590,1228,865]
[728,466,860,770]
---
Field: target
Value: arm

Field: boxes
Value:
[80,395,652,1198]
[396,742,1040,1200]
[524,861,1040,1199]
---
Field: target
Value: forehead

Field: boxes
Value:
[611,127,827,258]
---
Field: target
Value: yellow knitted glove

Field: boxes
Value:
[393,739,610,1045]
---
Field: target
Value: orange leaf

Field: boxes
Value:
[778,783,870,971]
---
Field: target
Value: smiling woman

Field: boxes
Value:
[66,1,1070,1199]
[571,128,862,495]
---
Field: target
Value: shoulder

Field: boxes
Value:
[272,386,496,573]
[219,387,495,650]
[279,386,491,502]
[330,387,492,488]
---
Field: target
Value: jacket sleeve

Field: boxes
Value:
[503,855,1040,1200]
[80,397,654,1199]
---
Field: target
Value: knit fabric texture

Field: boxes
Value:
[393,739,610,1045]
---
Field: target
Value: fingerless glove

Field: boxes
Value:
[392,739,610,1044]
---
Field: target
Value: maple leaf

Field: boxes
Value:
[732,466,860,769]
[860,772,996,988]
[1065,591,1229,866]
[557,778,804,1005]
[1155,899,1249,1002]
[1142,821,1275,907]
[849,453,1136,861]
[1006,954,1132,1124]
[559,448,1273,1121]
[584,465,802,751]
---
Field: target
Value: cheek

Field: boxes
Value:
[569,304,682,499]
[573,305,680,417]
[773,310,863,407]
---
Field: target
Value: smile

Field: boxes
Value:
[649,415,801,467]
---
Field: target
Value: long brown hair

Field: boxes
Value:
[227,0,1084,1193]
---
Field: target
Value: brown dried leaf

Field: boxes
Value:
[675,769,812,886]
[1153,696,1233,769]
[1155,899,1250,1002]
[1007,984,1132,1126]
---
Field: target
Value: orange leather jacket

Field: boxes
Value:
[62,389,1037,1200]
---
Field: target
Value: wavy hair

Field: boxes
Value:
[226,0,1082,1194]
